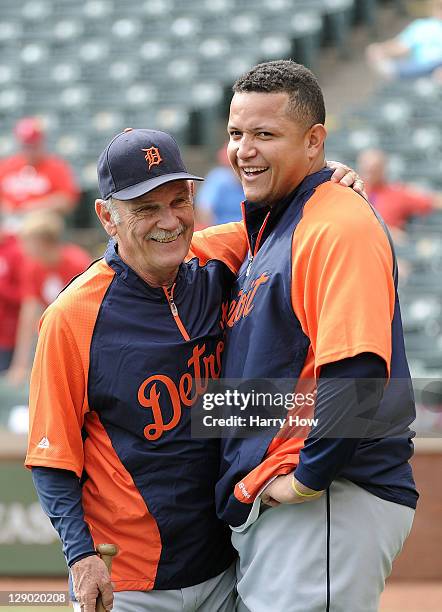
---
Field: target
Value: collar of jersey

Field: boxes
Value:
[244,167,333,214]
[242,167,334,249]
[104,239,187,301]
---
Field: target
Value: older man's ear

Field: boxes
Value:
[95,199,118,237]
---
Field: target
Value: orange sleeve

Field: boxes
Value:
[25,305,87,477]
[187,221,248,274]
[291,184,395,378]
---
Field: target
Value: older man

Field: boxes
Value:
[26,129,247,612]
[26,126,361,612]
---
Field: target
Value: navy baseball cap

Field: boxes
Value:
[97,128,203,200]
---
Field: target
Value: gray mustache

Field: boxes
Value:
[147,223,185,242]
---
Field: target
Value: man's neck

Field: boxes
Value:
[264,161,327,209]
[118,249,179,288]
[138,269,179,289]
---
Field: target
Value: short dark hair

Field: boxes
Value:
[233,60,326,127]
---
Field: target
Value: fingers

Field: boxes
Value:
[327,160,349,182]
[80,598,98,612]
[336,170,357,187]
[100,581,114,610]
[355,181,368,199]
[327,161,366,194]
[334,172,367,197]
[72,555,113,612]
[329,169,349,182]
[261,493,280,507]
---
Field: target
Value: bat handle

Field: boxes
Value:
[95,544,118,612]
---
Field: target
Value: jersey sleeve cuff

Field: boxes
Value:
[294,462,331,492]
[68,551,98,568]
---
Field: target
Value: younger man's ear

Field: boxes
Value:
[307,124,327,158]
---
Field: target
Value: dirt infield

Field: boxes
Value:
[0,577,441,611]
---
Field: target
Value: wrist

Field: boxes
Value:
[291,477,321,498]
[69,551,98,568]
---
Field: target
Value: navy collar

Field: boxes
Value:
[104,239,187,302]
[243,167,333,253]
[244,167,333,215]
[293,166,334,199]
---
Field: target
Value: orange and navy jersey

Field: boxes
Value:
[206,169,417,527]
[26,229,247,591]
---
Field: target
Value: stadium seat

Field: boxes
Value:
[0,21,23,43]
[82,0,114,19]
[141,0,173,18]
[0,0,389,197]
[50,63,82,84]
[0,135,16,157]
[124,84,159,108]
[0,65,18,86]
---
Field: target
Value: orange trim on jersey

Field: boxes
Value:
[187,221,248,274]
[240,201,252,255]
[291,182,394,379]
[26,258,163,590]
[26,259,116,477]
[234,362,317,504]
[234,442,305,504]
[253,210,271,256]
[233,183,396,505]
[81,412,161,591]
[163,285,191,341]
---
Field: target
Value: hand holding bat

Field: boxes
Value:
[96,544,118,612]
[71,544,118,612]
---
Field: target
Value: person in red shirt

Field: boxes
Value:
[0,220,24,370]
[6,210,91,384]
[0,117,80,233]
[358,148,442,239]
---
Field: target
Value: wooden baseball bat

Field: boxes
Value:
[95,543,118,612]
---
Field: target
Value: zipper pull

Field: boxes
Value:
[168,295,178,316]
[164,285,178,316]
[246,254,253,277]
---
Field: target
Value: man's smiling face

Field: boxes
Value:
[227,91,316,205]
[111,180,194,285]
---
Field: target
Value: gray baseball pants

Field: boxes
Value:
[72,561,236,611]
[232,479,414,612]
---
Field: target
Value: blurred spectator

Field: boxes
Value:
[0,117,80,233]
[6,210,91,385]
[195,144,244,227]
[358,148,442,239]
[366,0,442,80]
[0,215,24,371]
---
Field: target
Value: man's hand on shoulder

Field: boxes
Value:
[71,554,113,611]
[261,474,324,507]
[327,160,367,199]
